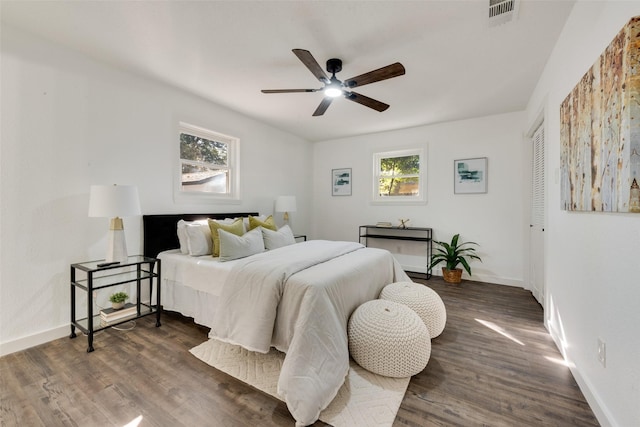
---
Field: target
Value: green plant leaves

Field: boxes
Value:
[429,233,482,277]
[109,291,129,303]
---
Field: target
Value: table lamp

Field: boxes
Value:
[275,195,297,221]
[88,184,142,263]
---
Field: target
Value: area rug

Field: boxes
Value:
[190,339,410,426]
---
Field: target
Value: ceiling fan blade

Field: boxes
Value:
[293,49,330,84]
[344,91,389,112]
[343,62,405,88]
[312,97,333,116]
[262,89,320,93]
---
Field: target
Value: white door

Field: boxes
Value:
[530,124,545,306]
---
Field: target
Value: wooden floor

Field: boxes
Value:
[0,278,599,427]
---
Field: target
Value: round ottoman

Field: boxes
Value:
[348,299,430,378]
[380,281,447,338]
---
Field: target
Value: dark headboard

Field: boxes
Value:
[143,212,259,258]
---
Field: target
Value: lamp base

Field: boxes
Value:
[106,217,128,263]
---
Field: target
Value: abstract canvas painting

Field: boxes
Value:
[560,16,640,212]
[454,158,487,194]
[332,168,352,196]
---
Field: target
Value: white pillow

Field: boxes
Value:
[177,219,208,254]
[185,222,213,256]
[177,220,190,254]
[261,224,296,250]
[218,227,265,261]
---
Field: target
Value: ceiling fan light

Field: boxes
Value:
[324,87,342,98]
[324,82,342,98]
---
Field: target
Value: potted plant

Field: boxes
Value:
[109,291,129,310]
[429,234,482,284]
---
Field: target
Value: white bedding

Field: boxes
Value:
[159,241,410,426]
[158,250,233,327]
[159,249,237,295]
[211,240,410,426]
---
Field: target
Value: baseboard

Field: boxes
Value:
[0,325,68,357]
[473,273,523,288]
[547,322,616,427]
[429,270,524,288]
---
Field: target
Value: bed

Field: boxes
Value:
[143,213,411,426]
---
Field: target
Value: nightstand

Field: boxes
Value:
[69,256,161,352]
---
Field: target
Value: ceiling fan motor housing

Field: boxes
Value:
[326,58,342,74]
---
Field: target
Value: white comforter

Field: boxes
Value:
[209,240,410,426]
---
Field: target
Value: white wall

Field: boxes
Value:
[312,111,526,287]
[525,2,640,426]
[0,25,312,355]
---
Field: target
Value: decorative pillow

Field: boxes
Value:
[243,215,266,231]
[262,224,296,250]
[218,227,265,262]
[208,218,245,257]
[248,214,277,231]
[185,222,213,256]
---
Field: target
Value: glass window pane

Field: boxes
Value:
[380,155,420,176]
[378,177,420,197]
[180,133,228,166]
[373,148,424,204]
[181,163,228,194]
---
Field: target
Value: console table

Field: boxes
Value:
[359,225,432,279]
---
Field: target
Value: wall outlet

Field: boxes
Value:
[597,338,606,367]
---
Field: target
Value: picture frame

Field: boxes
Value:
[454,157,487,194]
[332,168,352,196]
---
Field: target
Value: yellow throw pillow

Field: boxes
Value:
[208,218,245,257]
[248,215,277,231]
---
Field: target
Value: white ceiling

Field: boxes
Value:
[1,0,574,142]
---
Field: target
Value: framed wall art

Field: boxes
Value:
[454,158,487,194]
[560,16,640,212]
[332,168,352,196]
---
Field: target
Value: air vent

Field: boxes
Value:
[488,0,519,27]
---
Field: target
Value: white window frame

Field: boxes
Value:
[372,148,426,204]
[175,122,240,203]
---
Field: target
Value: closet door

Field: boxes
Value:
[530,123,545,306]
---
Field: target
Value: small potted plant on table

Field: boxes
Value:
[109,292,129,310]
[429,234,482,284]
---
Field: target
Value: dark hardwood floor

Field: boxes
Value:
[0,277,598,427]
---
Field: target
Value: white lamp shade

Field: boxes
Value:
[88,185,142,218]
[275,196,297,213]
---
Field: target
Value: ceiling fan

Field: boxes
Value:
[261,49,405,116]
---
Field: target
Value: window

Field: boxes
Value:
[177,122,239,201]
[373,148,425,204]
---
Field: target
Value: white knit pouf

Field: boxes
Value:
[380,281,447,338]
[348,299,430,378]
